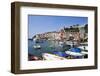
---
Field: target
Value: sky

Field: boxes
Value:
[28,15,88,38]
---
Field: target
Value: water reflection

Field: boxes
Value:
[28,39,68,57]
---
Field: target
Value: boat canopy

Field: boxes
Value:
[70,48,81,53]
[53,51,69,57]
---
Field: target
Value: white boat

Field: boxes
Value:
[78,43,88,51]
[59,41,63,45]
[78,45,88,51]
[59,41,64,47]
[42,53,66,60]
[81,51,88,54]
[65,51,84,56]
[33,44,41,49]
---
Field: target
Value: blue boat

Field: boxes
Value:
[70,47,81,53]
[68,47,83,58]
[53,51,69,57]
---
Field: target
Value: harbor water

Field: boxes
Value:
[28,39,70,58]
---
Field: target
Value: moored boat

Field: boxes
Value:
[33,44,41,49]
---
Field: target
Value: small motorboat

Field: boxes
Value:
[59,41,64,47]
[78,43,88,51]
[65,48,85,59]
[33,44,41,49]
[65,51,84,56]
